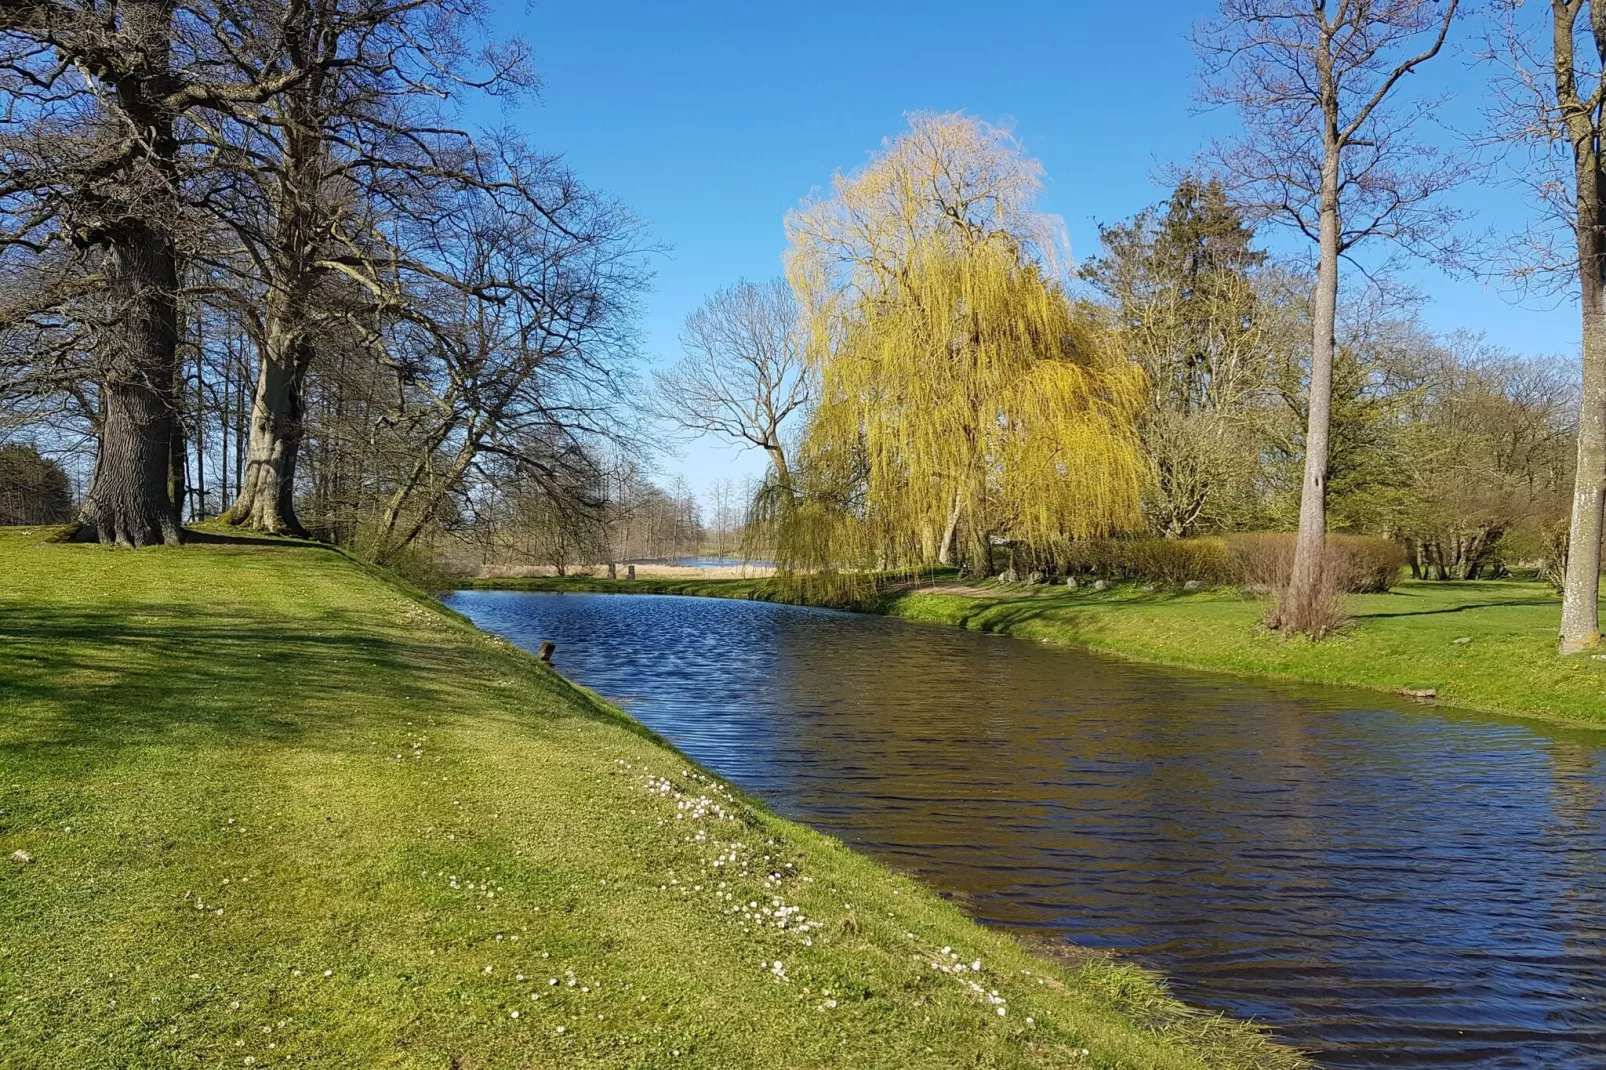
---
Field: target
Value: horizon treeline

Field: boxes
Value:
[4,2,1606,650]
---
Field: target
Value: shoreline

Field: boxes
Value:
[458,573,1606,732]
[0,529,1300,1069]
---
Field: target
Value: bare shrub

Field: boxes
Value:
[1223,534,1295,591]
[1044,534,1403,605]
[1330,536,1407,594]
[1225,533,1403,594]
[1262,572,1353,638]
[1225,533,1405,638]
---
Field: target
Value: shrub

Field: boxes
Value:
[1052,537,1232,585]
[1045,533,1404,594]
[1224,533,1402,594]
[1331,535,1407,593]
[1222,533,1293,592]
[1262,571,1352,638]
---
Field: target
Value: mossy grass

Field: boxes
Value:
[0,529,1298,1069]
[467,571,1606,729]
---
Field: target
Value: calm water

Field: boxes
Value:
[445,589,1606,1069]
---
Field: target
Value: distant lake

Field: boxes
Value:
[447,589,1606,1070]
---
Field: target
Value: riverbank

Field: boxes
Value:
[463,572,1606,728]
[0,529,1297,1070]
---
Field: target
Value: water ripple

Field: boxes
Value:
[447,590,1606,1069]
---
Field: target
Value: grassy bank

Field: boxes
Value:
[0,529,1297,1070]
[466,573,1606,728]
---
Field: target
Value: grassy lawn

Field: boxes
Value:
[469,573,1606,728]
[0,529,1297,1070]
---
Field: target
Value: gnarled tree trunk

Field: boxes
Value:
[223,73,326,538]
[82,223,182,548]
[75,0,183,548]
[225,296,311,536]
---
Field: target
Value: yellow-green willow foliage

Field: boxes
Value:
[773,113,1149,579]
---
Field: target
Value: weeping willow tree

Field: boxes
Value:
[767,112,1148,590]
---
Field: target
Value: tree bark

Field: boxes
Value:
[965,509,992,577]
[764,440,791,488]
[76,0,183,548]
[225,298,311,536]
[1558,0,1606,654]
[1283,136,1341,627]
[936,490,963,565]
[224,117,324,537]
[1560,244,1606,651]
[83,224,183,547]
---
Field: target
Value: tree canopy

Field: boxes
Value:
[774,113,1148,577]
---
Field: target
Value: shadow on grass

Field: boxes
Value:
[0,599,592,774]
[889,592,1118,640]
[179,527,318,549]
[1352,597,1558,621]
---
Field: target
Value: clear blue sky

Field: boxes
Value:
[486,0,1576,509]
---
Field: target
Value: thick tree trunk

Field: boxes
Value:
[224,137,320,540]
[225,313,310,536]
[77,0,183,548]
[83,225,183,547]
[224,94,328,537]
[1282,150,1340,629]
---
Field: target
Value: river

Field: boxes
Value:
[444,589,1606,1069]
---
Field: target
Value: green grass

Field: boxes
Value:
[0,529,1299,1070]
[469,572,1606,728]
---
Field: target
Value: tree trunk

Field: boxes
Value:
[1560,266,1606,651]
[224,91,328,537]
[83,224,183,547]
[936,490,963,565]
[193,321,207,518]
[764,440,791,488]
[965,510,992,577]
[1556,0,1606,653]
[225,314,310,536]
[77,0,183,548]
[1282,144,1341,629]
[389,442,479,553]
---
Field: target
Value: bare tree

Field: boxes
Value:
[363,166,647,558]
[187,0,533,535]
[0,0,334,545]
[1482,1,1606,652]
[652,278,809,484]
[1195,0,1461,632]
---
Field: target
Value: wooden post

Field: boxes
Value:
[627,564,635,580]
[538,641,555,663]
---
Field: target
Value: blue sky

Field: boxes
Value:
[484,1,1577,508]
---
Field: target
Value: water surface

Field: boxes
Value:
[445,589,1606,1069]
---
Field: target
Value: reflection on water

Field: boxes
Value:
[445,589,1606,1069]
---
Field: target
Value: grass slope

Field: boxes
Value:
[467,573,1606,728]
[0,529,1297,1070]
